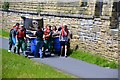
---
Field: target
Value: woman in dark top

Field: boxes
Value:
[35,27,44,58]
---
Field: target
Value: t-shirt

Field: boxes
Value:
[35,30,44,41]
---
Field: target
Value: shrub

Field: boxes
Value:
[2,2,9,11]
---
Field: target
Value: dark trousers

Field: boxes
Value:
[17,38,26,55]
[35,40,44,58]
[43,39,52,54]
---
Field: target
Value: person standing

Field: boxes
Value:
[35,27,44,58]
[16,25,26,55]
[43,25,52,56]
[8,23,20,53]
[59,24,69,57]
[52,25,59,38]
[52,25,61,55]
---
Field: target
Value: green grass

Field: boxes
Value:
[0,29,118,69]
[1,49,75,78]
[0,49,1,79]
[0,29,9,38]
[69,49,118,69]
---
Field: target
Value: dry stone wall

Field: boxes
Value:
[1,0,119,62]
[8,1,95,17]
[1,11,119,62]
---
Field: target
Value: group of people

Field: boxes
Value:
[8,23,26,56]
[8,23,72,58]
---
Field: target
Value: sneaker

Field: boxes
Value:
[51,53,54,56]
[65,56,67,58]
[23,51,27,56]
[40,56,43,59]
[8,50,11,52]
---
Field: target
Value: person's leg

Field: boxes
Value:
[46,40,49,51]
[64,41,68,57]
[8,38,12,52]
[43,40,47,53]
[17,39,21,55]
[13,45,16,53]
[42,41,45,57]
[39,41,44,58]
[60,41,64,56]
[60,46,63,56]
[21,39,27,56]
[35,41,40,58]
[18,39,23,55]
[50,39,53,53]
[65,45,67,57]
[12,37,17,53]
[48,40,51,54]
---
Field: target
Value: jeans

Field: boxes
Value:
[35,40,44,58]
[9,37,16,53]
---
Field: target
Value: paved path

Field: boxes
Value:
[0,37,118,79]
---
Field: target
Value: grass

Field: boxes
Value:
[1,49,75,78]
[0,49,1,79]
[0,29,118,69]
[0,29,9,38]
[69,49,118,69]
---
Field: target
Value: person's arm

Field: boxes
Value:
[24,28,26,38]
[16,31,18,45]
[35,31,37,37]
[43,31,45,40]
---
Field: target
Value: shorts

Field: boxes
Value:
[60,41,68,46]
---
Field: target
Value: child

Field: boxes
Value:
[16,25,26,55]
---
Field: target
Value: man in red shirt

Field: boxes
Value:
[43,25,52,56]
[16,25,26,55]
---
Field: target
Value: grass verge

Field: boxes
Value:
[0,29,9,38]
[1,49,75,78]
[69,49,118,69]
[0,49,1,79]
[0,29,118,69]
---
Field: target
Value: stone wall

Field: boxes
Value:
[1,11,119,62]
[8,1,97,18]
[7,0,116,18]
[1,11,22,30]
[1,0,119,62]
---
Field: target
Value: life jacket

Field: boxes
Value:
[44,28,51,40]
[61,26,68,37]
[17,30,25,39]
